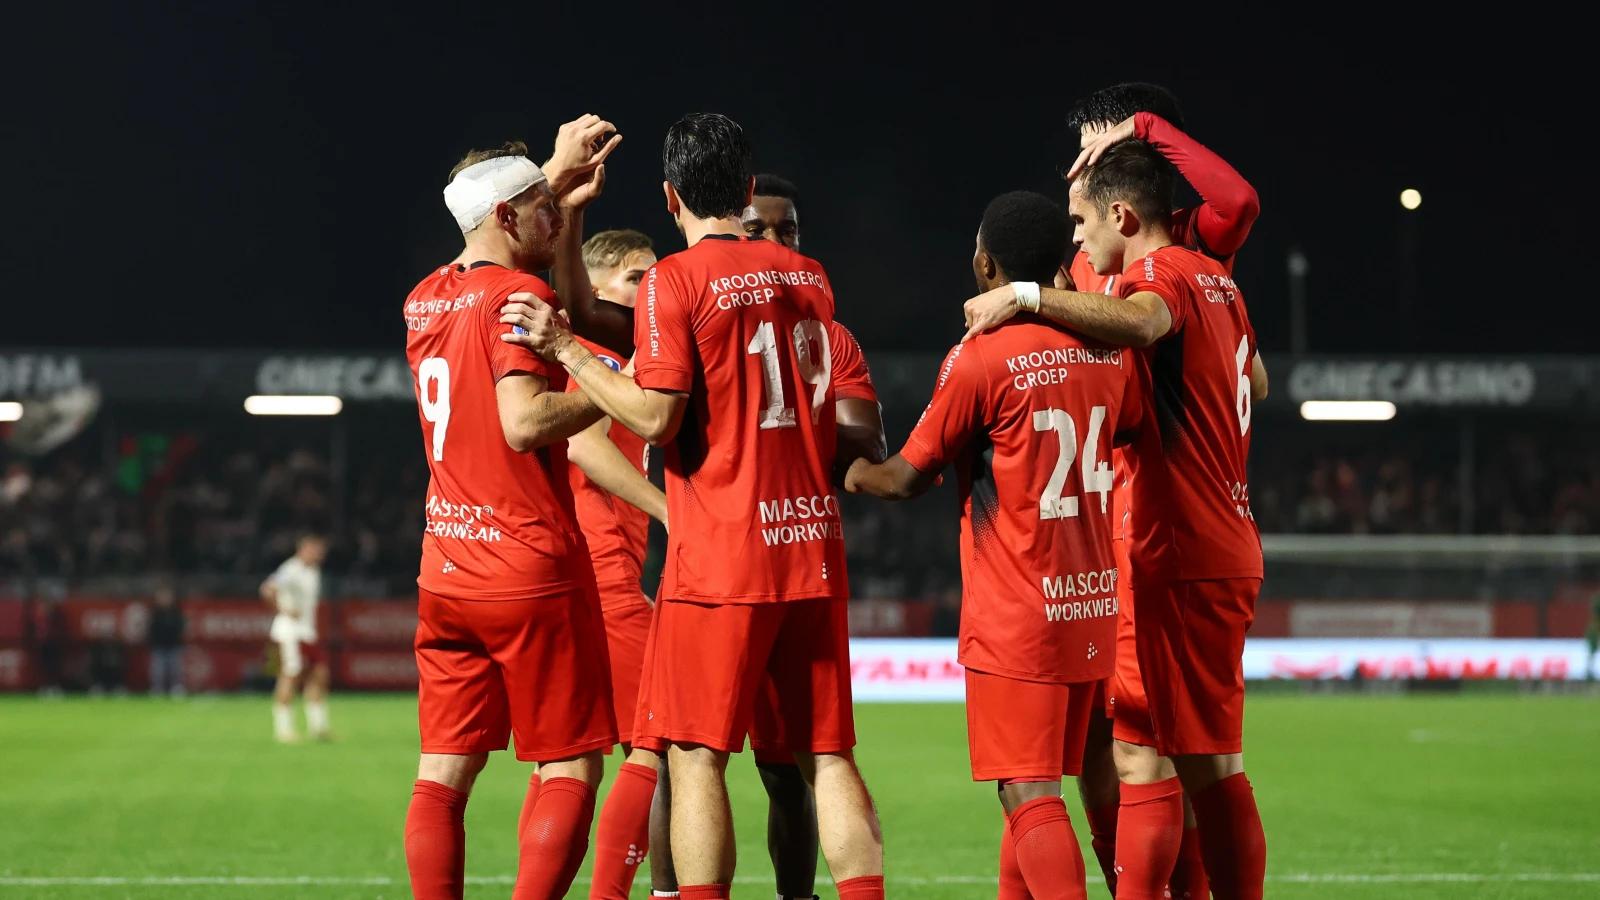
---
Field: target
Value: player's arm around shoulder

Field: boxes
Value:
[962,281,1171,348]
[497,288,687,446]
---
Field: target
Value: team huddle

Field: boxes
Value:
[401,82,1267,900]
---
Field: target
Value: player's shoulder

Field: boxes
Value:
[1125,244,1212,287]
[988,316,1109,356]
[491,269,558,303]
[827,318,861,343]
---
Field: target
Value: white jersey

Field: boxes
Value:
[267,556,321,643]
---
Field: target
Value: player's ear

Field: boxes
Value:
[1113,201,1140,237]
[662,181,680,216]
[977,249,997,282]
[494,200,516,234]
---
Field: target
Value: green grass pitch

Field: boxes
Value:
[2,694,1597,898]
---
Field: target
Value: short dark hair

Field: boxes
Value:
[1066,82,1185,133]
[448,140,528,182]
[663,113,752,219]
[1079,141,1175,227]
[753,173,800,210]
[979,191,1070,285]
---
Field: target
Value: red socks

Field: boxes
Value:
[1114,777,1183,900]
[997,818,1031,900]
[836,875,886,899]
[677,886,730,899]
[1190,773,1266,900]
[1007,797,1086,900]
[513,776,596,900]
[1170,825,1210,899]
[517,772,542,838]
[588,762,658,899]
[1084,801,1118,895]
[405,779,468,900]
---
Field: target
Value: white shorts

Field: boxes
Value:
[276,639,322,678]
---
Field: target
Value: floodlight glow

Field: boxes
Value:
[1300,400,1397,421]
[244,395,343,416]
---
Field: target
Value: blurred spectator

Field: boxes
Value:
[0,405,1595,604]
[32,593,66,697]
[89,637,126,696]
[147,584,185,697]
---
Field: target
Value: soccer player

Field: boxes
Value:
[967,142,1268,899]
[261,533,330,743]
[551,176,884,900]
[499,112,886,900]
[847,190,1140,900]
[729,171,886,900]
[558,227,674,900]
[401,117,622,900]
[744,174,887,469]
[966,82,1265,899]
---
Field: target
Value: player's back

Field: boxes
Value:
[920,317,1138,683]
[1121,245,1261,584]
[633,235,844,604]
[404,262,584,601]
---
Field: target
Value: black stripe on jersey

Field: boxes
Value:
[970,438,1001,554]
[1150,332,1190,452]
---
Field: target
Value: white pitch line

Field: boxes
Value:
[3,873,1600,888]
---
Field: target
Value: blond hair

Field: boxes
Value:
[448,140,529,183]
[582,229,654,271]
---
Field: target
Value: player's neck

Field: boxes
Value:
[452,236,517,272]
[1124,226,1175,263]
[680,214,745,248]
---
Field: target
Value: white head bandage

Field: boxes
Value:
[442,156,547,234]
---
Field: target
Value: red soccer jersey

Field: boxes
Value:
[404,262,584,601]
[1121,246,1262,584]
[632,234,847,604]
[828,320,878,404]
[900,318,1141,683]
[565,337,650,601]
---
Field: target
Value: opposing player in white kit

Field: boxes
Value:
[260,534,332,743]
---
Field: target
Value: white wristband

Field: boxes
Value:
[1013,281,1041,313]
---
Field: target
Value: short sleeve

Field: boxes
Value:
[1122,252,1191,338]
[632,262,695,394]
[827,320,877,403]
[1113,351,1147,446]
[486,274,558,383]
[899,342,988,474]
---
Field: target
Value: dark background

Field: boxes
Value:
[3,5,1574,356]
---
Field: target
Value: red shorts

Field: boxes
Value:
[750,676,795,765]
[415,586,617,762]
[1107,538,1157,747]
[634,597,854,755]
[598,585,652,747]
[1133,577,1261,756]
[965,668,1097,782]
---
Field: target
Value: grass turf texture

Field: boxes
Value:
[2,694,1597,898]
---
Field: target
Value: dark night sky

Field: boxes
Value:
[2,5,1577,357]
